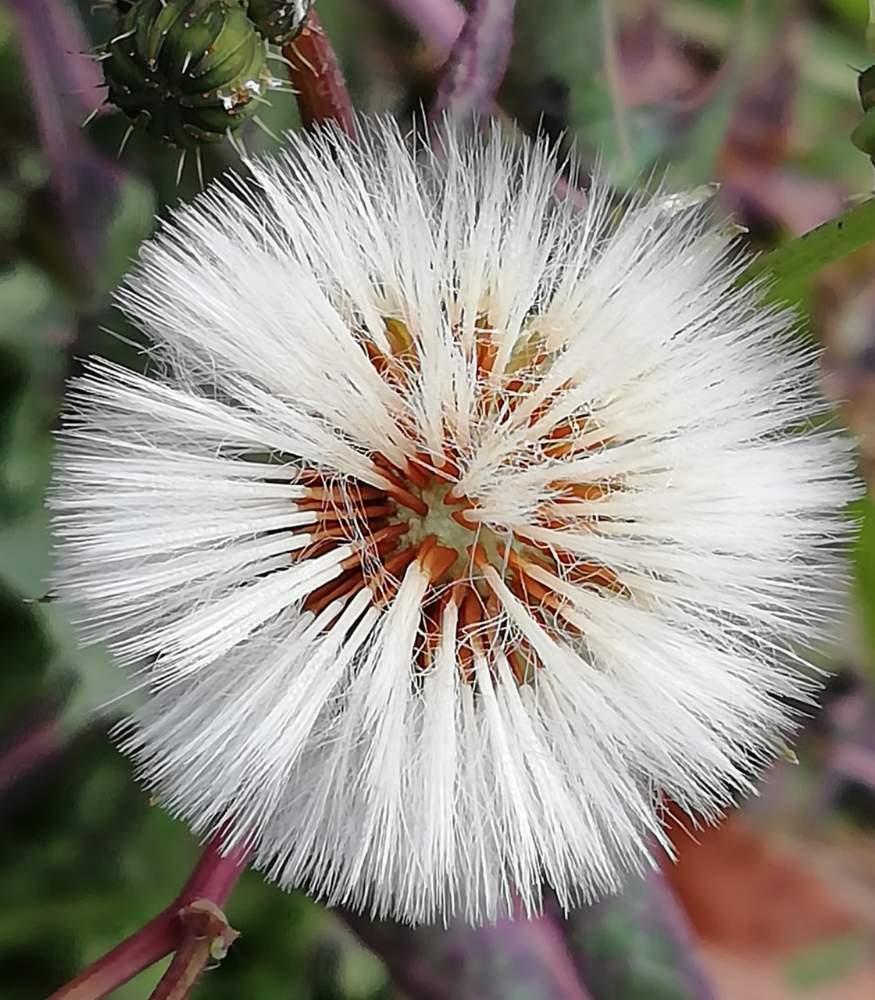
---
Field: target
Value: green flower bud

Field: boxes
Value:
[103,0,271,149]
[247,0,313,43]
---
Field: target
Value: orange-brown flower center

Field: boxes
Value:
[291,318,627,684]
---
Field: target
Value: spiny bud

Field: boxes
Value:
[246,0,313,43]
[102,0,271,149]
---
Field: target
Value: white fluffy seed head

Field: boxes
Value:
[49,117,856,925]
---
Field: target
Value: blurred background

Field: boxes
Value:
[3,1,875,997]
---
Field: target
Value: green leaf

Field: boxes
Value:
[739,198,875,308]
[41,603,133,732]
[0,264,60,347]
[0,504,52,596]
[89,173,156,306]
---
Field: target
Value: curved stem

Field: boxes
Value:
[379,0,587,207]
[430,0,516,123]
[47,836,250,1000]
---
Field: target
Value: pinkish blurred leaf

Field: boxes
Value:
[717,17,843,234]
[380,0,466,60]
[721,163,843,235]
[618,3,702,109]
[561,868,714,1000]
[342,905,592,1000]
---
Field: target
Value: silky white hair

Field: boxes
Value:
[49,118,856,925]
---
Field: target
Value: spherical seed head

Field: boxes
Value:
[103,0,270,149]
[247,0,313,43]
[50,118,857,925]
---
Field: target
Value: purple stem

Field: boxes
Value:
[8,0,121,286]
[431,0,517,121]
[342,904,593,1000]
[380,0,587,205]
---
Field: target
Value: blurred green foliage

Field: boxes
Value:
[783,932,869,993]
[2,1,875,998]
[0,2,389,997]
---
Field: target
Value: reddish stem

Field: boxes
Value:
[47,835,251,1000]
[284,12,356,137]
[8,0,121,285]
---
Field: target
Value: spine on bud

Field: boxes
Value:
[102,0,271,149]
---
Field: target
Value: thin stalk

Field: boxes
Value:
[379,0,587,206]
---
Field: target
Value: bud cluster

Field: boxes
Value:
[100,0,313,150]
